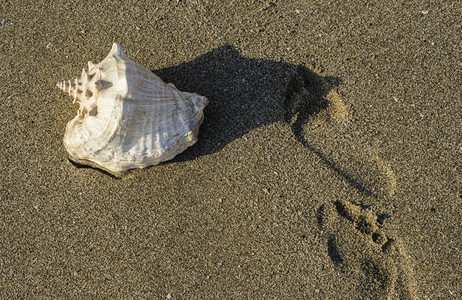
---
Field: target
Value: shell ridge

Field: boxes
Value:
[58,43,208,174]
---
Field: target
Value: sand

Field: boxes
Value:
[1,0,460,298]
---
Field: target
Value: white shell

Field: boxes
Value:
[57,43,208,174]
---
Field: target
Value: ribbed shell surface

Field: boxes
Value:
[59,43,208,174]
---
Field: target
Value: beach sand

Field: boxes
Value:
[1,1,460,298]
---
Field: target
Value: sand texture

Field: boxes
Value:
[1,1,461,299]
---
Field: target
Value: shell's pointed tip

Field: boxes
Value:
[88,61,95,70]
[56,81,66,91]
[111,42,126,57]
[81,68,86,77]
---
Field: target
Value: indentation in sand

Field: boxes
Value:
[285,65,396,197]
[317,200,417,299]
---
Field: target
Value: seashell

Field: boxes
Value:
[57,43,208,174]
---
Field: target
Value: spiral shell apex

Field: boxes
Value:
[57,43,209,175]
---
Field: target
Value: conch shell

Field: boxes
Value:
[57,43,208,174]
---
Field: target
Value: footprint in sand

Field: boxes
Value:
[285,66,397,198]
[317,199,417,299]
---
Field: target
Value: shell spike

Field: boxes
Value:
[110,42,126,57]
[88,61,95,71]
